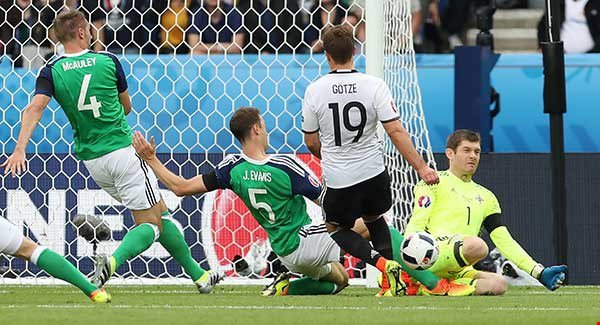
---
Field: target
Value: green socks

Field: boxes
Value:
[389,227,440,289]
[287,277,338,295]
[112,223,159,270]
[159,217,205,281]
[34,248,97,296]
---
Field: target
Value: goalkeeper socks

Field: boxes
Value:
[287,277,338,295]
[330,229,384,270]
[364,216,393,259]
[32,246,97,296]
[159,217,205,281]
[112,223,159,269]
[388,227,440,290]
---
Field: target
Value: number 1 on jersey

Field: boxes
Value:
[78,74,102,118]
[248,188,276,224]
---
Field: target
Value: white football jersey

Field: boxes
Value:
[302,69,398,188]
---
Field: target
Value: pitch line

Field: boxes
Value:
[1,304,598,312]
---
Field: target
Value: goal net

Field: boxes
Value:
[0,0,434,285]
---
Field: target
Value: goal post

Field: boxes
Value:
[0,0,434,287]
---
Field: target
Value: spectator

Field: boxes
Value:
[341,10,365,55]
[237,0,305,54]
[537,0,600,53]
[160,0,192,53]
[81,0,162,54]
[0,0,64,68]
[304,0,349,53]
[187,0,244,55]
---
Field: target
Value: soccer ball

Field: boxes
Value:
[401,232,439,270]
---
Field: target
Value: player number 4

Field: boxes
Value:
[78,74,102,118]
[248,188,276,224]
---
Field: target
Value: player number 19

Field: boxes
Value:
[77,74,102,118]
[248,188,276,224]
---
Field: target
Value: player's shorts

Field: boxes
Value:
[0,217,24,255]
[83,145,161,211]
[322,170,392,228]
[427,234,480,280]
[278,224,341,280]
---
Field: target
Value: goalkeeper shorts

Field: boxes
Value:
[278,224,341,280]
[0,217,24,255]
[427,234,480,280]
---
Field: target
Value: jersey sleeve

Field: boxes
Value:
[277,156,322,200]
[34,66,54,97]
[102,52,128,93]
[373,79,399,123]
[301,86,319,133]
[405,181,437,234]
[485,190,502,216]
[212,156,238,190]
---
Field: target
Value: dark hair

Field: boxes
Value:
[229,107,262,144]
[53,10,87,43]
[322,25,354,64]
[446,129,481,150]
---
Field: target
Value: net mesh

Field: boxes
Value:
[0,0,432,285]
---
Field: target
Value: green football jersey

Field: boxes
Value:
[35,49,131,160]
[405,170,501,237]
[212,154,322,256]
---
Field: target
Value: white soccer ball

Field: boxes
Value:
[401,232,439,270]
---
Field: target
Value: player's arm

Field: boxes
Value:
[1,65,54,177]
[483,195,567,290]
[375,81,437,184]
[132,131,210,196]
[302,87,321,159]
[282,156,322,203]
[1,95,51,176]
[404,181,436,234]
[109,53,131,115]
[118,90,132,115]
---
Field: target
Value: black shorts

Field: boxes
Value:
[322,170,392,229]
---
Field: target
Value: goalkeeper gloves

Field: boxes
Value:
[531,264,567,291]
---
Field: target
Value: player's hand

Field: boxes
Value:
[418,166,439,185]
[1,150,27,177]
[538,265,567,291]
[132,131,157,161]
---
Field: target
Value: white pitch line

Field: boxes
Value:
[1,304,598,312]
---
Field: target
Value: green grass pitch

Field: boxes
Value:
[1,285,599,324]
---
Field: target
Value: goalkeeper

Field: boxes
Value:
[405,129,567,295]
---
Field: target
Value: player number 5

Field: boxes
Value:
[248,188,276,224]
[77,74,102,118]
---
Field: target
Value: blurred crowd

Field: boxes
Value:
[1,0,599,69]
[0,0,484,68]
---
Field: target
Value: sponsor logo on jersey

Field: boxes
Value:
[390,100,397,113]
[475,195,484,204]
[418,195,431,208]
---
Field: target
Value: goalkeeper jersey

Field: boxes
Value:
[35,49,131,160]
[211,154,322,256]
[406,170,501,237]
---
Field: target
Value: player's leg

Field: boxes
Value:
[265,228,348,296]
[353,218,439,289]
[157,207,221,293]
[0,218,109,302]
[86,146,163,287]
[323,181,403,296]
[360,170,405,296]
[463,270,508,295]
